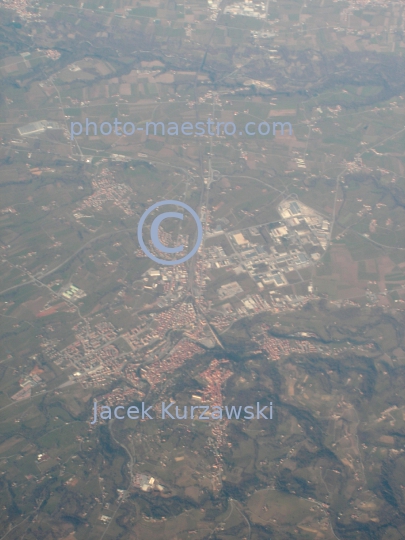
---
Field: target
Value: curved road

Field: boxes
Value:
[0,227,139,296]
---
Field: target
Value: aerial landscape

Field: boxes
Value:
[1,0,405,538]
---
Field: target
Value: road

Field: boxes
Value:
[0,227,139,297]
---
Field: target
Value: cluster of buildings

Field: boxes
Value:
[122,324,148,350]
[204,200,329,299]
[196,359,234,491]
[91,386,142,411]
[256,335,320,361]
[0,207,17,215]
[74,168,135,219]
[2,0,38,20]
[252,323,378,362]
[224,0,267,19]
[199,359,233,409]
[36,296,214,396]
[142,339,203,388]
[44,50,61,61]
[278,200,330,251]
[79,344,124,388]
[207,289,312,334]
[139,258,190,292]
[150,303,207,343]
[342,155,371,176]
[18,120,61,137]
[61,284,86,301]
[123,303,198,352]
[241,294,271,312]
[39,321,145,389]
[49,321,118,369]
[207,0,220,20]
[159,264,190,294]
[12,366,44,401]
[133,473,165,493]
[37,196,333,404]
[209,307,241,332]
[218,281,244,300]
